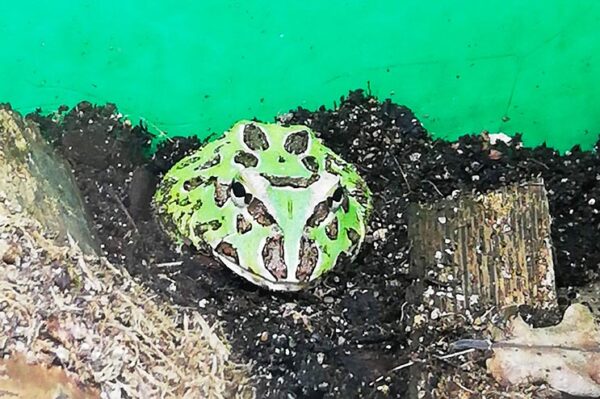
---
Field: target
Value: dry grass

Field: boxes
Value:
[0,203,253,398]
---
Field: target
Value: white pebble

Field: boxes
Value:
[108,387,122,399]
[54,346,70,362]
[317,352,325,365]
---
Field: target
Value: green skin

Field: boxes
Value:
[153,120,372,291]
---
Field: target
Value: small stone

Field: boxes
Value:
[108,387,122,399]
[409,153,421,162]
[260,331,269,342]
[373,228,388,240]
[488,132,512,144]
[9,202,22,214]
[54,345,70,362]
[1,242,21,265]
[376,385,390,394]
[316,352,325,365]
[589,198,596,206]
[53,269,72,291]
[90,350,102,362]
[318,382,329,390]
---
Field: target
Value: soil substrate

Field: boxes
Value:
[28,90,600,398]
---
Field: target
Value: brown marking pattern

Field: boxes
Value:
[236,214,253,234]
[173,156,196,170]
[325,217,339,240]
[194,220,222,238]
[262,235,287,279]
[284,130,309,154]
[296,236,318,281]
[234,151,259,167]
[183,176,205,191]
[243,123,269,150]
[341,195,350,213]
[216,241,239,263]
[247,198,276,226]
[302,156,319,173]
[213,179,229,207]
[260,173,320,188]
[197,153,221,170]
[178,196,192,207]
[346,228,360,254]
[307,200,329,227]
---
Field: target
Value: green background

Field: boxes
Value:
[1,1,599,151]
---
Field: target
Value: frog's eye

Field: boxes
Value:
[327,186,345,212]
[231,181,253,207]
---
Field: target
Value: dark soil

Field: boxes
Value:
[29,90,599,398]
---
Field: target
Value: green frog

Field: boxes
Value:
[152,121,372,291]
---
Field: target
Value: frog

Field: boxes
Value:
[152,120,372,291]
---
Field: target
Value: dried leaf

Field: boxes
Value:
[487,304,600,397]
[0,354,99,399]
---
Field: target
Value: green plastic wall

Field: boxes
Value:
[1,1,599,151]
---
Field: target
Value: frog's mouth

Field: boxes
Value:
[212,227,323,292]
[215,251,312,292]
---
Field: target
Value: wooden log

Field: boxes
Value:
[0,105,98,255]
[403,180,559,398]
[407,179,557,312]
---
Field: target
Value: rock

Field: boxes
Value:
[0,105,98,254]
[1,241,22,265]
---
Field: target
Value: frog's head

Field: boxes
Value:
[153,121,372,291]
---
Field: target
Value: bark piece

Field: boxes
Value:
[0,106,98,254]
[407,179,557,312]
